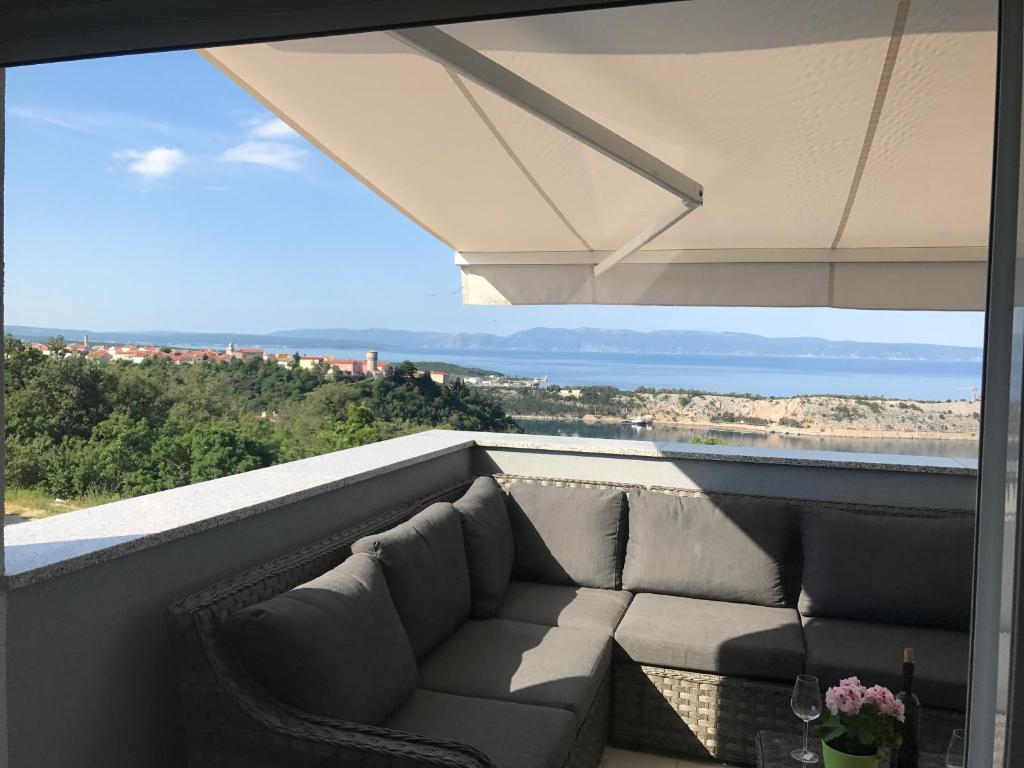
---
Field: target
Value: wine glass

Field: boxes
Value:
[791,674,823,764]
[946,728,966,768]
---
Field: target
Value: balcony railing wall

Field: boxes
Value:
[469,432,976,509]
[1,431,475,768]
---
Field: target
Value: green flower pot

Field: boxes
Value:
[821,740,881,768]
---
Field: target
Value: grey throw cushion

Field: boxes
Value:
[352,502,471,658]
[804,617,969,710]
[623,490,797,607]
[799,508,973,629]
[222,552,416,725]
[507,483,626,589]
[454,477,515,618]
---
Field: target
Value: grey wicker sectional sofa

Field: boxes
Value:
[170,474,972,768]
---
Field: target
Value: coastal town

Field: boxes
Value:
[27,338,406,380]
[24,336,551,388]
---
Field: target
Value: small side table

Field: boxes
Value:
[755,731,944,768]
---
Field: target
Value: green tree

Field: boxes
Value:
[47,335,68,356]
[187,419,281,483]
[7,355,111,442]
[313,403,381,453]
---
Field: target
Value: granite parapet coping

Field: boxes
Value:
[465,431,979,475]
[3,431,476,589]
[2,429,976,589]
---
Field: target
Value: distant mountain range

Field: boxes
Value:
[6,325,982,362]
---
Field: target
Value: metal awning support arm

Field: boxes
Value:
[388,25,704,207]
[593,200,697,276]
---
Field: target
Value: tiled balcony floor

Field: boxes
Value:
[601,747,729,768]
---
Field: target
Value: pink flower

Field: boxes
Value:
[825,682,865,716]
[864,685,906,723]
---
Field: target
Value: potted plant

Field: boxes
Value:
[814,677,904,768]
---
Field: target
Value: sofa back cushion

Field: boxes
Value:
[623,490,797,607]
[799,507,973,630]
[506,483,626,589]
[454,476,515,618]
[223,552,416,725]
[352,501,471,659]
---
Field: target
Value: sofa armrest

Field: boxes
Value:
[175,609,496,768]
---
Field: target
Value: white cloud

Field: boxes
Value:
[11,105,172,135]
[219,140,307,171]
[10,106,101,132]
[114,147,188,178]
[247,117,298,140]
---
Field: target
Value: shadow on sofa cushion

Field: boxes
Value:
[352,501,471,659]
[799,508,973,630]
[385,689,575,768]
[454,476,515,619]
[623,490,797,607]
[222,552,416,724]
[614,592,806,681]
[418,618,611,727]
[507,483,625,589]
[495,580,632,634]
[804,617,968,710]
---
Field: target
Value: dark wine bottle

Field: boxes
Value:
[897,647,921,768]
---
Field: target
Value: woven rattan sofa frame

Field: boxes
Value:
[168,476,608,768]
[493,474,970,766]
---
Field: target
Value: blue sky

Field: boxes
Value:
[4,50,985,347]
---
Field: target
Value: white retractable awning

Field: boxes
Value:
[204,0,996,310]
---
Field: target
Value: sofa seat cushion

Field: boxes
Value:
[385,689,575,768]
[507,483,626,589]
[495,581,632,634]
[799,508,973,630]
[804,618,969,710]
[624,490,797,607]
[418,618,611,726]
[454,477,515,619]
[222,552,416,725]
[352,501,471,659]
[614,593,806,681]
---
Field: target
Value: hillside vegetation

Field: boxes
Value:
[4,337,518,507]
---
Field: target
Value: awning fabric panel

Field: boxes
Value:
[461,261,987,310]
[204,0,997,310]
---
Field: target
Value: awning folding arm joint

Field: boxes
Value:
[593,200,697,276]
[388,25,704,274]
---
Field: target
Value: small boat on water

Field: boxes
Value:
[626,417,653,428]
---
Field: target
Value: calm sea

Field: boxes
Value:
[262,345,982,401]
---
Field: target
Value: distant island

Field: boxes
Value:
[6,324,982,362]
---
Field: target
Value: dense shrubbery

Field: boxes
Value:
[488,385,640,417]
[4,339,519,500]
[709,412,771,426]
